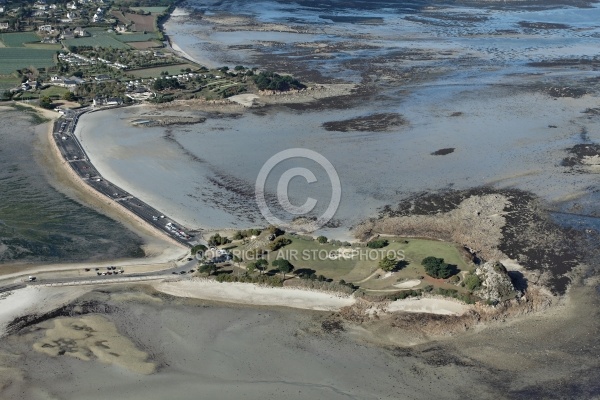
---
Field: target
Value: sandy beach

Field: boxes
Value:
[153,278,356,311]
[0,281,596,400]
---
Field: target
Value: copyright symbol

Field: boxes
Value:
[255,148,341,232]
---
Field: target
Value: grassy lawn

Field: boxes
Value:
[128,63,198,78]
[40,86,70,98]
[357,239,472,290]
[0,32,41,47]
[232,234,474,291]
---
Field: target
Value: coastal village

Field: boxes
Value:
[0,0,308,109]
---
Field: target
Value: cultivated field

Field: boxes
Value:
[115,32,160,42]
[125,12,157,32]
[129,6,168,13]
[0,32,41,47]
[64,36,130,49]
[0,76,19,92]
[24,43,62,50]
[110,10,130,25]
[129,41,162,50]
[0,48,56,74]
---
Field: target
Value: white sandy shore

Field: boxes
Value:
[393,279,421,289]
[153,279,356,311]
[386,297,470,316]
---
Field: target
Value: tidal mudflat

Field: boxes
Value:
[1,284,597,399]
[74,0,600,236]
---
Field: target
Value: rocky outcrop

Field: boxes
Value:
[475,262,520,302]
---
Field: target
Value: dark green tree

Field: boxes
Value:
[379,256,399,272]
[272,259,294,279]
[422,257,453,279]
[367,239,389,249]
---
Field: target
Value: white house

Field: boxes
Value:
[92,96,122,107]
[38,24,53,32]
[0,6,4,13]
[0,22,9,30]
[66,2,77,9]
[74,26,87,37]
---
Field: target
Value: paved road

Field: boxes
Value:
[0,106,210,291]
[28,257,200,287]
[54,107,202,248]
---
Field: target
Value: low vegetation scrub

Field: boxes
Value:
[269,237,292,251]
[292,278,356,295]
[266,225,285,237]
[215,273,283,286]
[208,233,230,246]
[191,244,207,255]
[367,239,389,249]
[435,287,478,304]
[232,228,262,240]
[463,272,482,291]
[253,71,306,91]
[317,235,328,244]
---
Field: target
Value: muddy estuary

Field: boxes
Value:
[74,0,600,237]
[1,0,599,399]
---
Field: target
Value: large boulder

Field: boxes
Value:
[475,262,519,302]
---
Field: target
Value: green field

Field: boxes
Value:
[115,32,159,42]
[0,48,56,74]
[64,36,130,49]
[0,32,41,47]
[24,43,62,50]
[128,63,197,78]
[129,6,168,13]
[0,76,19,92]
[40,85,70,97]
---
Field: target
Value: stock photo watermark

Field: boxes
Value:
[254,148,341,232]
[196,247,406,263]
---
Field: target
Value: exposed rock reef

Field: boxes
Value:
[475,262,521,302]
[355,188,594,294]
